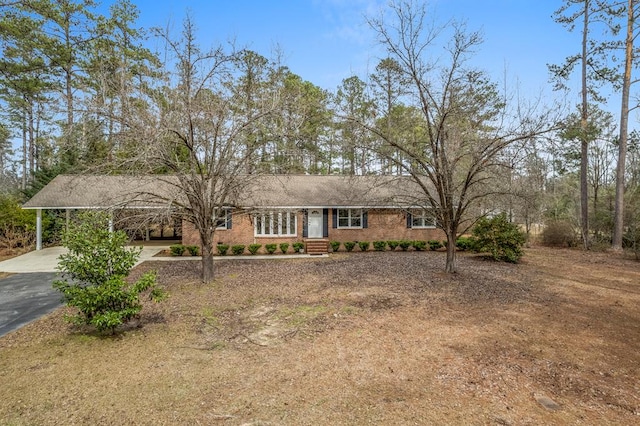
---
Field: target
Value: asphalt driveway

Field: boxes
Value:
[0,272,61,338]
[0,246,168,337]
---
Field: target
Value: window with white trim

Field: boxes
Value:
[214,209,231,230]
[411,208,436,228]
[254,211,297,236]
[337,208,363,228]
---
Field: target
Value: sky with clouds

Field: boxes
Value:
[114,1,601,109]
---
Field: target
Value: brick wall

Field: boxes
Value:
[328,209,444,243]
[182,208,446,253]
[182,211,294,246]
[182,211,307,254]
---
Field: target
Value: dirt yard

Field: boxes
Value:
[0,247,638,425]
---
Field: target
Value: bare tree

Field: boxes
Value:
[132,17,277,283]
[366,1,554,273]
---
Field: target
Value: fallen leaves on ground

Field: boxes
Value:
[0,247,638,425]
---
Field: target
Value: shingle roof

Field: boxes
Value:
[22,175,182,209]
[244,175,419,208]
[22,174,425,209]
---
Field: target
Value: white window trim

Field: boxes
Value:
[254,210,297,237]
[411,208,436,229]
[215,209,229,230]
[337,208,363,229]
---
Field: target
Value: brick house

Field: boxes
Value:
[182,175,445,253]
[182,207,444,253]
[23,174,445,253]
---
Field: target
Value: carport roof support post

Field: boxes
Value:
[36,209,42,251]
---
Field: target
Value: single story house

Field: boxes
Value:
[22,174,445,253]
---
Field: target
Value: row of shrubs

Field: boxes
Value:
[329,237,475,252]
[216,242,305,256]
[169,214,525,262]
[171,242,307,256]
[330,213,525,263]
[169,244,200,256]
[172,239,477,256]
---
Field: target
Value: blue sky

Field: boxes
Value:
[127,0,585,105]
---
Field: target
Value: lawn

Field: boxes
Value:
[0,247,638,425]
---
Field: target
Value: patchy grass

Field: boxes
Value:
[0,247,639,424]
[276,305,329,327]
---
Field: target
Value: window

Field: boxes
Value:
[255,211,297,236]
[337,208,363,228]
[215,209,231,230]
[410,209,436,228]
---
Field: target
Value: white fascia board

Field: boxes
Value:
[22,205,175,210]
[245,205,412,209]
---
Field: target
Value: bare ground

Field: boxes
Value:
[0,247,638,425]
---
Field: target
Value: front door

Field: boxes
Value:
[308,210,323,238]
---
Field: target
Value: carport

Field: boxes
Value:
[22,175,183,250]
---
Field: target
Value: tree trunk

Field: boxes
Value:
[21,114,27,190]
[444,231,457,273]
[65,13,74,132]
[613,0,634,251]
[201,241,215,284]
[28,103,35,176]
[580,138,589,249]
[580,1,590,250]
[34,102,42,171]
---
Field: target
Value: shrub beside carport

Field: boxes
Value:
[53,211,166,334]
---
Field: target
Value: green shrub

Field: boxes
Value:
[329,241,341,252]
[412,240,427,251]
[427,240,443,251]
[231,244,245,255]
[624,227,640,260]
[292,242,305,253]
[455,236,476,251]
[0,194,39,249]
[344,241,356,252]
[387,240,399,251]
[169,244,185,256]
[358,241,370,251]
[541,220,578,247]
[373,240,387,251]
[399,240,412,251]
[53,211,165,334]
[279,242,290,254]
[472,213,526,263]
[265,243,277,254]
[216,244,229,255]
[623,228,640,248]
[248,243,262,255]
[0,194,36,232]
[186,245,200,256]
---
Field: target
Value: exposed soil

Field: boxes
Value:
[0,247,29,262]
[0,247,638,425]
